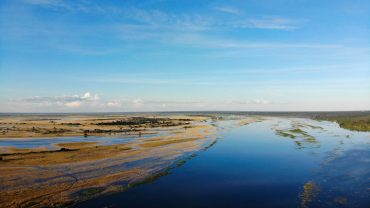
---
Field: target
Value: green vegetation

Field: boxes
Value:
[276,130,296,139]
[96,117,189,126]
[289,128,306,134]
[79,187,105,198]
[294,123,324,130]
[276,128,316,142]
[314,115,370,132]
[275,126,318,149]
[289,128,314,139]
[176,159,187,167]
[304,124,324,130]
[334,117,370,132]
[311,113,370,132]
[203,140,217,150]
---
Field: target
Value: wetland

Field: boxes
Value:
[0,113,369,208]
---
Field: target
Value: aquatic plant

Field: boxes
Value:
[300,181,319,208]
[203,139,217,150]
[274,123,319,149]
[333,196,348,205]
[275,130,296,139]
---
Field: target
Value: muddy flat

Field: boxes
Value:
[0,114,232,207]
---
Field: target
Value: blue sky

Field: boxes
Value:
[0,0,369,112]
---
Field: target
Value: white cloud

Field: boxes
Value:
[23,0,61,6]
[81,92,99,101]
[2,1,316,57]
[6,92,278,112]
[19,92,99,109]
[64,101,81,107]
[82,92,91,99]
[132,99,142,105]
[169,34,339,50]
[22,0,104,13]
[106,101,121,107]
[115,99,274,111]
[253,99,270,105]
[3,92,370,112]
[132,99,144,108]
[214,6,241,15]
[240,17,299,30]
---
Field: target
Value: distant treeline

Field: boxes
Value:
[324,116,370,132]
[96,117,191,126]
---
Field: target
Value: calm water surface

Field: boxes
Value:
[75,118,370,208]
[0,132,169,150]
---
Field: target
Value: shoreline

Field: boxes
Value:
[0,114,225,208]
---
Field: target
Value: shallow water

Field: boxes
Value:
[0,132,169,150]
[75,118,370,208]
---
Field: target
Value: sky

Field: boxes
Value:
[0,0,369,112]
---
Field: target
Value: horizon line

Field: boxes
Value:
[1,110,369,115]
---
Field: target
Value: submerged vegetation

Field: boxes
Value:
[274,121,319,149]
[300,181,319,208]
[276,129,296,139]
[275,127,316,141]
